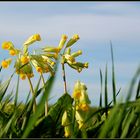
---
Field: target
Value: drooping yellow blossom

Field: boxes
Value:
[33,34,41,41]
[9,49,16,56]
[20,73,26,80]
[20,55,29,65]
[27,73,34,78]
[1,61,8,68]
[73,81,91,112]
[2,41,13,50]
[1,58,12,69]
[73,90,81,99]
[36,66,43,73]
[72,81,82,99]
[79,103,89,112]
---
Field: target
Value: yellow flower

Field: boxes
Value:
[64,126,71,138]
[64,54,75,64]
[27,73,34,78]
[36,66,43,73]
[73,90,81,99]
[20,73,26,80]
[20,56,29,65]
[1,58,12,69]
[1,60,8,68]
[24,34,41,46]
[80,103,89,112]
[50,61,55,66]
[9,49,16,56]
[72,34,80,41]
[33,34,41,41]
[84,62,88,68]
[2,41,12,50]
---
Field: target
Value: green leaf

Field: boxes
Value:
[48,93,73,123]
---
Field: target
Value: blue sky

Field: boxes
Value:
[0,2,140,106]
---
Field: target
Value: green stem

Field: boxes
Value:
[62,63,67,94]
[27,76,36,113]
[41,73,48,116]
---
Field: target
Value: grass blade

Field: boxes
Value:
[99,69,103,107]
[14,75,20,108]
[110,41,116,105]
[105,63,108,117]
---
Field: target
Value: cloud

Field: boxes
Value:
[0,10,140,43]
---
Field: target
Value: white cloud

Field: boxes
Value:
[0,13,140,43]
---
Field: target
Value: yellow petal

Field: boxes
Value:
[20,73,26,80]
[1,60,8,68]
[20,56,29,65]
[2,41,13,50]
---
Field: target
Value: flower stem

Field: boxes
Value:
[27,76,36,113]
[62,63,67,94]
[41,73,48,116]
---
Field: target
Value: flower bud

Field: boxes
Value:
[65,48,71,55]
[27,73,34,78]
[62,111,68,126]
[71,50,82,58]
[66,34,79,48]
[84,62,88,68]
[24,34,41,46]
[58,34,68,49]
[36,66,43,73]
[64,126,71,138]
[72,34,80,41]
[43,47,61,53]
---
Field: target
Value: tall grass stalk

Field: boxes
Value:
[27,76,37,113]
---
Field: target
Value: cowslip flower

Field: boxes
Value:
[20,55,29,65]
[23,34,41,46]
[2,41,14,50]
[66,34,80,48]
[72,81,91,112]
[1,58,12,69]
[62,48,88,73]
[58,34,68,50]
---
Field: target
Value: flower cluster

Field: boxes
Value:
[72,81,91,111]
[1,34,61,80]
[61,34,88,73]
